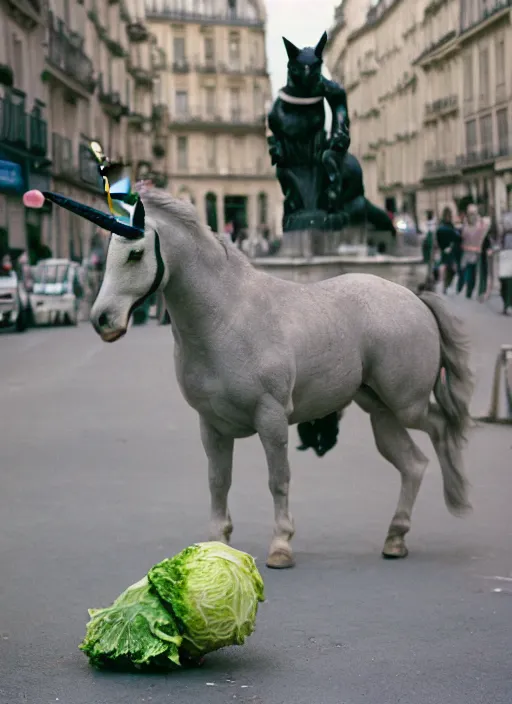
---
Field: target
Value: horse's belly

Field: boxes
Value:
[289,362,362,423]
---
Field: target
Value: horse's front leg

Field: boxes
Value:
[255,399,295,569]
[199,416,234,544]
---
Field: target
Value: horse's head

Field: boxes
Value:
[23,187,172,343]
[90,195,168,342]
[283,32,328,95]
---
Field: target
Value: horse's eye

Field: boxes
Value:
[127,249,144,263]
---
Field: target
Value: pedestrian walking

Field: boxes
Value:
[457,204,490,299]
[498,215,512,315]
[436,206,461,294]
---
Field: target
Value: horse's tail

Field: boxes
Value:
[419,292,474,514]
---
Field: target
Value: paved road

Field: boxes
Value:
[1,293,511,704]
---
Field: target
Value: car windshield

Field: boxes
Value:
[33,264,69,285]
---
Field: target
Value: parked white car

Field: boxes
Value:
[0,269,29,332]
[30,259,82,326]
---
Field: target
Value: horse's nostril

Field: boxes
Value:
[98,312,108,328]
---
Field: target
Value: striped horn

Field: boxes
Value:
[41,192,144,240]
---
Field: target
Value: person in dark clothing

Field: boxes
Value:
[436,207,461,294]
[478,231,494,301]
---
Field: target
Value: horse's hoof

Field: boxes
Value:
[266,549,295,569]
[382,537,409,560]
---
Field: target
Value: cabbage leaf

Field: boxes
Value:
[79,577,182,669]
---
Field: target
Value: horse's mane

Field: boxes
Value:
[140,188,223,244]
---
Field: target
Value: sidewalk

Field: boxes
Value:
[440,287,512,418]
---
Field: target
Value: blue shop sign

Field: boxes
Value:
[0,160,25,193]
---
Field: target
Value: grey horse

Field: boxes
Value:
[37,187,474,569]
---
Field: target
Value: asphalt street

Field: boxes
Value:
[1,292,511,704]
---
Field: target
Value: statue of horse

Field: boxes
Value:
[25,187,474,569]
[268,32,395,234]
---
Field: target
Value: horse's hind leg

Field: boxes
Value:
[355,389,429,559]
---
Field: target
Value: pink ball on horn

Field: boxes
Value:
[23,190,46,209]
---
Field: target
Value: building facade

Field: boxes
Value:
[0,0,167,262]
[145,0,279,236]
[324,0,512,229]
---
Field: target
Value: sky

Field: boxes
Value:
[265,0,336,96]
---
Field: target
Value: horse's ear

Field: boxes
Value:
[132,199,145,230]
[283,36,300,61]
[314,31,328,59]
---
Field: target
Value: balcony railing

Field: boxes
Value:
[456,148,498,168]
[127,61,154,87]
[47,12,95,93]
[98,74,126,118]
[127,20,150,42]
[168,108,266,130]
[424,95,459,119]
[423,159,460,178]
[194,59,268,76]
[0,96,48,157]
[145,1,264,27]
[461,0,512,33]
[172,60,190,73]
[0,97,27,148]
[29,110,47,156]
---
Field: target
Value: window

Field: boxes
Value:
[63,0,71,26]
[463,53,473,113]
[153,76,162,105]
[479,114,493,156]
[125,78,131,112]
[258,193,268,226]
[12,35,23,90]
[495,36,506,102]
[175,90,188,117]
[478,47,489,107]
[228,33,241,69]
[465,119,477,156]
[497,108,509,155]
[206,136,216,169]
[204,87,216,116]
[204,37,215,63]
[253,85,262,116]
[173,37,186,64]
[177,136,188,170]
[230,87,241,121]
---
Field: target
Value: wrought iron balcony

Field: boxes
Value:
[127,60,154,87]
[168,107,266,132]
[127,20,150,43]
[424,95,459,120]
[145,0,264,27]
[127,111,146,128]
[98,74,127,119]
[0,95,48,156]
[456,148,497,168]
[172,60,190,73]
[47,12,95,93]
[423,159,461,179]
[29,109,47,157]
[461,0,512,33]
[195,59,269,77]
[0,96,27,148]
